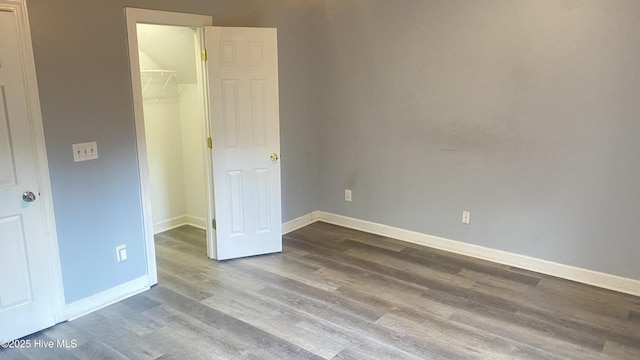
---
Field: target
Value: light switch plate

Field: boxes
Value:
[72,141,98,162]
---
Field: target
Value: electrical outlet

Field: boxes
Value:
[116,244,127,262]
[345,189,352,202]
[462,210,471,225]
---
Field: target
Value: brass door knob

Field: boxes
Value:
[270,153,279,161]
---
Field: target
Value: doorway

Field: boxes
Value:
[126,9,214,286]
[126,9,284,287]
[137,24,208,236]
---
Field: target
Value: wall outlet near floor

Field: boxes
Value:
[462,210,471,225]
[116,244,127,262]
[345,189,352,202]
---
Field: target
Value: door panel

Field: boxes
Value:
[0,215,32,309]
[0,10,57,341]
[205,27,282,260]
[250,80,266,145]
[0,87,18,187]
[255,168,270,232]
[221,80,239,147]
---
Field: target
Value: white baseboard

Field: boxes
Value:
[308,211,640,297]
[154,214,207,233]
[282,212,319,234]
[153,215,188,234]
[65,276,149,321]
[186,215,207,230]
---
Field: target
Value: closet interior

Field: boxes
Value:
[137,24,208,234]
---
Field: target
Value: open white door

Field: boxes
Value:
[204,27,282,260]
[0,9,61,340]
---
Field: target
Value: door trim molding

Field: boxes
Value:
[0,0,66,322]
[285,211,640,297]
[125,8,213,287]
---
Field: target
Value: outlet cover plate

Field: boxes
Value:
[462,210,471,225]
[116,244,127,262]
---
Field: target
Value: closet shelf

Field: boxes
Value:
[141,69,177,77]
[140,69,178,99]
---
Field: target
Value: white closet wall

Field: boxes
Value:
[143,94,187,231]
[179,84,207,229]
[139,44,206,233]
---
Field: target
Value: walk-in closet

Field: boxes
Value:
[137,24,207,233]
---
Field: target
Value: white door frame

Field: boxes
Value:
[125,8,214,285]
[0,0,65,322]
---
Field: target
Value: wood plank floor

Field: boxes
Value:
[2,222,640,359]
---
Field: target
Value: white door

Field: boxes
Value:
[205,27,282,260]
[0,10,58,340]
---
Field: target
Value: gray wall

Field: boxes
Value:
[27,0,640,304]
[27,0,322,303]
[316,0,640,280]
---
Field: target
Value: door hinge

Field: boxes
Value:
[201,48,207,61]
[212,218,216,230]
[207,137,212,149]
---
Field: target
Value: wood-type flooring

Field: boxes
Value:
[2,222,639,359]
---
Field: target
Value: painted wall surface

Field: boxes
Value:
[143,84,206,230]
[27,0,323,303]
[179,84,207,226]
[143,96,186,226]
[28,0,640,305]
[140,24,205,231]
[316,0,640,280]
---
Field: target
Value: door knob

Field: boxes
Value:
[22,191,36,203]
[270,153,279,161]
